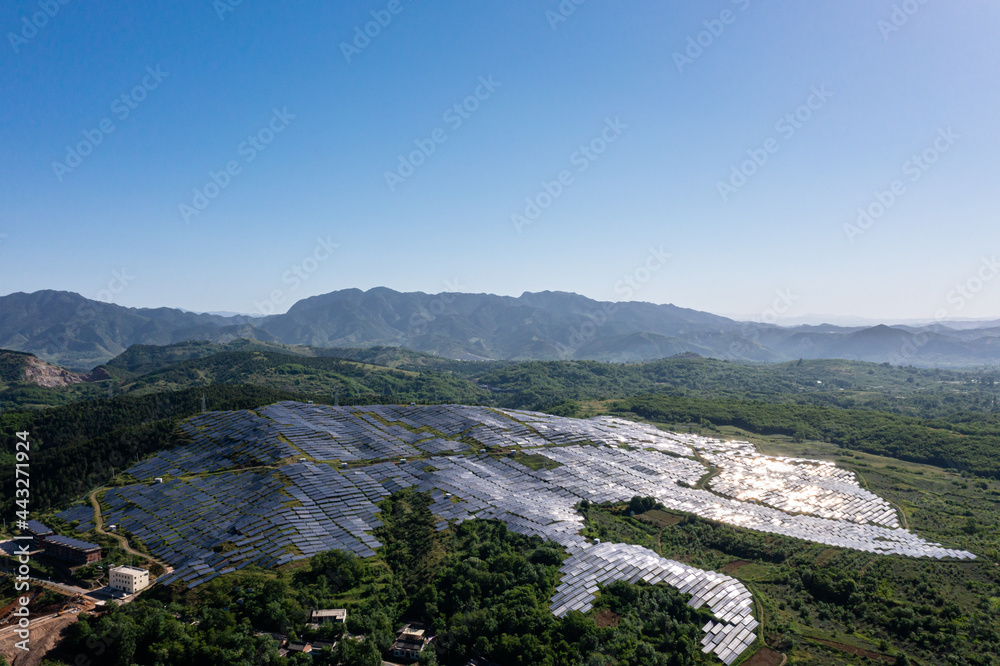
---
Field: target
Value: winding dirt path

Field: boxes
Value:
[89,488,171,575]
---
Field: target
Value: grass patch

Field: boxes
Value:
[507,451,563,471]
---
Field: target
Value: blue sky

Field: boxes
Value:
[1,0,998,322]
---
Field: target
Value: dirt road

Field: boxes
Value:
[88,487,172,576]
[0,611,78,666]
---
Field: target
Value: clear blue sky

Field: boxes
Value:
[1,0,998,321]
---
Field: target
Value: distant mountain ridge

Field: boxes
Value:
[2,288,999,369]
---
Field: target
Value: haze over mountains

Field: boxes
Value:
[2,288,999,370]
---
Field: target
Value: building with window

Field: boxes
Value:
[392,623,429,661]
[109,565,149,594]
[43,535,101,564]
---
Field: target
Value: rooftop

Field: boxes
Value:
[25,520,53,535]
[44,534,101,551]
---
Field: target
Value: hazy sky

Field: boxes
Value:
[2,1,998,321]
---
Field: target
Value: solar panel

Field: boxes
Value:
[107,400,976,666]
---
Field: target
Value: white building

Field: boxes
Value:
[109,565,150,594]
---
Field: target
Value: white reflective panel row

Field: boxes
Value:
[551,543,756,665]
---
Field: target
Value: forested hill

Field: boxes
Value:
[472,357,1000,417]
[6,287,1000,368]
[5,341,1000,418]
[105,341,1000,419]
[609,394,1000,479]
[112,349,487,405]
[0,343,487,412]
[102,339,460,376]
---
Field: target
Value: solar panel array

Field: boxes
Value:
[551,543,756,665]
[366,455,590,551]
[129,410,295,478]
[46,534,100,551]
[524,446,970,559]
[55,505,95,532]
[104,464,389,588]
[698,438,899,527]
[108,401,977,665]
[104,471,293,588]
[500,410,693,455]
[356,444,972,561]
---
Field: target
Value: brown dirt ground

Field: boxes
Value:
[638,510,683,528]
[593,609,620,628]
[0,612,79,666]
[723,560,751,574]
[742,646,785,666]
[807,637,896,663]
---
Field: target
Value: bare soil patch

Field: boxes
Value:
[742,646,785,666]
[807,637,895,663]
[723,560,750,574]
[593,609,620,628]
[638,509,683,527]
[0,612,78,666]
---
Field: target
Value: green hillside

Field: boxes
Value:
[475,356,1000,418]
[115,350,487,404]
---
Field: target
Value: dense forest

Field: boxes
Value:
[4,343,999,419]
[609,394,1000,479]
[471,357,1000,418]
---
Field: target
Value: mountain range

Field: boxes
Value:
[2,288,999,370]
